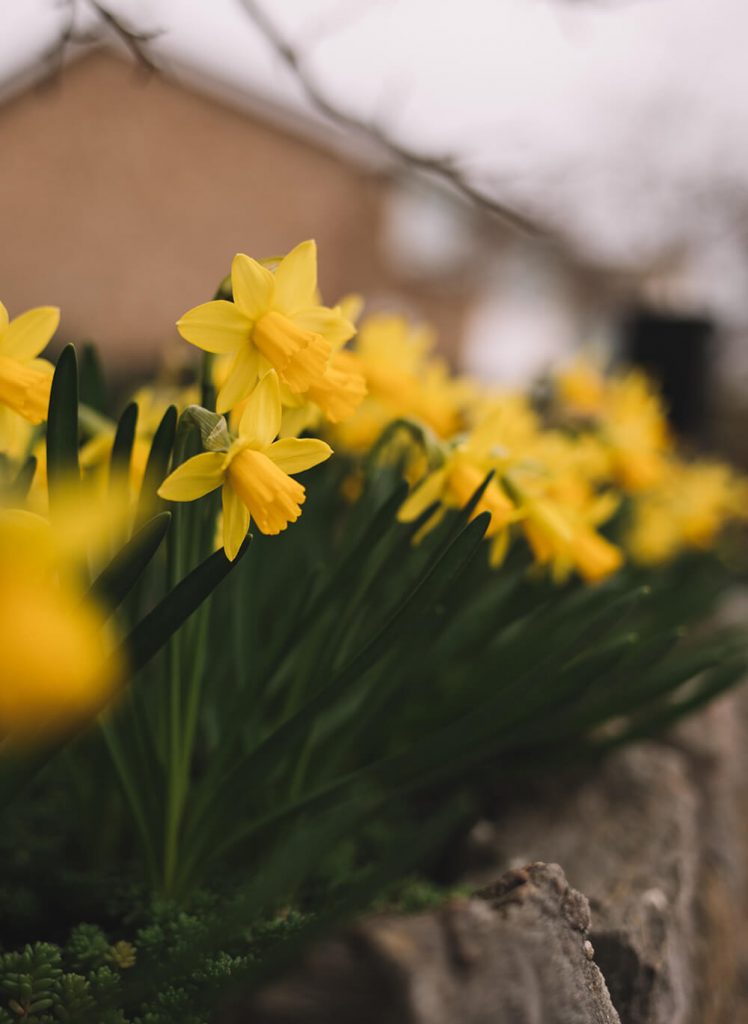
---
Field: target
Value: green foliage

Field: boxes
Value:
[0,339,746,1021]
[46,345,80,510]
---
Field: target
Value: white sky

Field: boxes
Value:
[5,0,748,322]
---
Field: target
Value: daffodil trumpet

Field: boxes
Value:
[158,370,332,558]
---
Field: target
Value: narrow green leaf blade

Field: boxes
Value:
[79,342,107,413]
[121,538,249,676]
[135,404,177,524]
[46,344,80,510]
[89,511,171,613]
[109,401,139,486]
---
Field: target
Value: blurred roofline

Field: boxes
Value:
[0,39,391,174]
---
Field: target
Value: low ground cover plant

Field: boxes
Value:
[0,241,745,1021]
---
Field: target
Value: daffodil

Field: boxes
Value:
[519,493,623,584]
[157,371,332,559]
[626,459,748,564]
[555,358,607,418]
[177,241,355,414]
[0,515,121,741]
[0,301,59,424]
[335,314,468,452]
[398,445,518,545]
[506,461,623,584]
[579,371,671,493]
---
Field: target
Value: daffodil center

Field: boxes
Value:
[253,311,330,393]
[227,448,306,536]
[0,356,52,425]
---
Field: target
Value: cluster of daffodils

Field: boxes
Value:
[0,240,744,584]
[554,361,748,565]
[0,240,746,738]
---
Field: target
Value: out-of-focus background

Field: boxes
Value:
[3,0,748,455]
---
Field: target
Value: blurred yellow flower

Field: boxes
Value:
[0,301,59,424]
[0,519,121,741]
[336,314,467,451]
[158,371,332,559]
[398,444,518,545]
[627,459,748,564]
[555,359,607,418]
[603,372,671,493]
[177,241,354,413]
[520,493,623,584]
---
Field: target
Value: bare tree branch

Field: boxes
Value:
[240,0,541,237]
[44,0,161,79]
[89,2,161,73]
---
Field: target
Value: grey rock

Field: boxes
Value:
[466,692,748,1024]
[221,861,621,1024]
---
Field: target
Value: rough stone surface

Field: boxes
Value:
[220,862,621,1024]
[465,692,748,1024]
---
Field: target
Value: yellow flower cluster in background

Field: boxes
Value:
[1,241,745,584]
[0,240,746,743]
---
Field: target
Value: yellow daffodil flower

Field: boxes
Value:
[506,459,623,584]
[0,405,35,462]
[0,301,59,424]
[602,372,672,493]
[157,371,332,559]
[0,516,121,741]
[627,459,748,564]
[335,314,468,452]
[177,241,355,414]
[555,358,607,418]
[398,445,518,545]
[519,493,623,584]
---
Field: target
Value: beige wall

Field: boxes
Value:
[0,53,470,373]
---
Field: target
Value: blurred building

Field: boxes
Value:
[0,50,479,374]
[2,44,745,461]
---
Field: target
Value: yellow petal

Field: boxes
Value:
[0,301,8,330]
[253,310,330,393]
[266,437,333,474]
[177,300,251,354]
[336,293,364,325]
[273,240,318,314]
[227,448,305,535]
[397,468,448,522]
[222,482,250,561]
[291,307,356,347]
[157,452,226,501]
[239,369,281,447]
[0,560,120,739]
[0,307,60,363]
[307,351,367,423]
[0,355,52,424]
[231,253,274,320]
[279,402,322,439]
[573,529,624,584]
[216,344,261,415]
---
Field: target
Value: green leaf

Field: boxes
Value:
[181,404,230,452]
[88,512,171,613]
[109,402,138,487]
[11,456,37,499]
[46,344,80,512]
[78,343,107,413]
[134,405,177,525]
[184,514,490,872]
[120,538,250,677]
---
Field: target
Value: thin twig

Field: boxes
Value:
[240,0,541,237]
[44,0,161,78]
[89,2,161,73]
